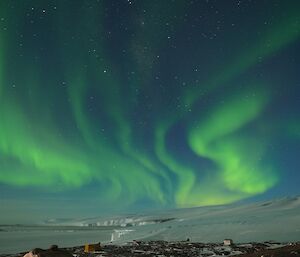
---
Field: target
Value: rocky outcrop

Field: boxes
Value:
[23,245,72,257]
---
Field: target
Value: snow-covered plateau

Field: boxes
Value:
[1,196,300,254]
[49,195,300,243]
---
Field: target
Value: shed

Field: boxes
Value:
[223,239,233,246]
[84,243,101,253]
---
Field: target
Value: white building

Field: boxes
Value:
[223,239,233,246]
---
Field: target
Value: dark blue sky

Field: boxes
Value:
[0,0,299,224]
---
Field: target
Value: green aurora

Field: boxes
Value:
[0,1,300,221]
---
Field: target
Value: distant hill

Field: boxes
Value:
[43,196,300,243]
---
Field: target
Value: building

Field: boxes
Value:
[84,243,101,253]
[223,239,233,246]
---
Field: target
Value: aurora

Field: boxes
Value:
[0,0,299,223]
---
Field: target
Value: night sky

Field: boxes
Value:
[0,0,300,223]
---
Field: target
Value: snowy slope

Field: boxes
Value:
[47,196,300,243]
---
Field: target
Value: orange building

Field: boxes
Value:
[84,243,101,253]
